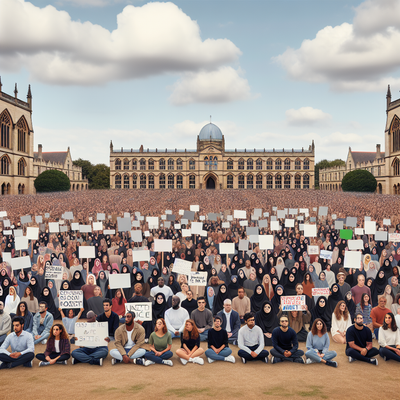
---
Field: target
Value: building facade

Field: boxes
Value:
[110,123,315,190]
[319,86,399,195]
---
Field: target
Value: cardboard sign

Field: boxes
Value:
[79,224,92,233]
[132,221,140,228]
[239,240,249,251]
[219,243,235,254]
[312,288,330,297]
[59,290,83,308]
[318,206,328,216]
[103,229,116,235]
[71,223,79,231]
[125,302,152,321]
[45,265,63,280]
[190,205,200,212]
[383,219,391,226]
[117,217,132,232]
[234,210,246,219]
[132,250,150,262]
[271,221,280,231]
[375,231,388,241]
[64,212,74,220]
[154,239,172,252]
[308,245,319,255]
[49,222,59,233]
[281,295,306,311]
[348,240,363,250]
[227,215,233,221]
[182,229,191,237]
[97,213,106,221]
[239,220,248,227]
[364,221,376,235]
[335,221,344,230]
[109,273,131,289]
[21,215,32,225]
[222,222,230,229]
[259,220,268,228]
[75,322,109,347]
[304,224,317,237]
[10,256,31,270]
[79,246,95,259]
[259,235,274,250]
[285,219,294,228]
[320,250,332,260]
[188,271,207,286]
[346,217,357,228]
[355,228,364,236]
[92,222,103,231]
[183,211,195,221]
[389,233,400,243]
[191,222,203,235]
[131,230,143,242]
[14,229,23,238]
[172,258,192,275]
[26,227,39,240]
[15,236,29,251]
[174,224,181,230]
[344,250,362,269]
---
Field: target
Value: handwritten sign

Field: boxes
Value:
[308,245,319,255]
[389,233,400,243]
[188,271,207,286]
[319,250,332,260]
[281,295,306,311]
[312,288,330,297]
[75,322,109,347]
[45,265,63,280]
[59,290,83,309]
[172,258,192,275]
[125,302,152,321]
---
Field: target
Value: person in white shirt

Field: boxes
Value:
[378,312,400,362]
[176,283,189,304]
[331,300,352,344]
[150,277,173,301]
[164,296,189,338]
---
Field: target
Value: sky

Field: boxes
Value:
[1,0,400,165]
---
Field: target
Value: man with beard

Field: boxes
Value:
[127,283,152,340]
[0,301,11,346]
[165,296,189,338]
[150,277,173,301]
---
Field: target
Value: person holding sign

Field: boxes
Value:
[59,307,84,344]
[96,299,119,341]
[206,316,235,364]
[175,319,205,365]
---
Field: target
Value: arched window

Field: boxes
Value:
[148,159,154,170]
[123,174,129,189]
[0,110,11,149]
[177,159,183,170]
[17,117,28,153]
[303,159,310,170]
[123,159,129,170]
[140,158,146,170]
[177,174,183,189]
[168,158,174,170]
[256,174,262,189]
[247,159,253,170]
[284,159,291,170]
[227,159,233,170]
[247,174,253,189]
[238,174,245,188]
[1,155,10,175]
[294,174,301,189]
[18,183,25,194]
[256,158,262,170]
[275,174,282,189]
[168,174,174,188]
[204,156,209,168]
[140,174,146,188]
[115,158,121,170]
[391,116,400,152]
[132,159,137,170]
[18,158,26,176]
[227,174,233,188]
[189,175,196,189]
[284,174,291,188]
[303,174,310,189]
[238,158,244,170]
[159,159,165,170]
[295,158,301,170]
[132,173,137,189]
[148,174,155,189]
[393,158,400,176]
[115,174,121,189]
[266,174,273,189]
[189,159,195,170]
[159,173,165,189]
[212,156,218,170]
[275,159,282,170]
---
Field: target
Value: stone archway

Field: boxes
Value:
[203,173,218,189]
[206,177,215,189]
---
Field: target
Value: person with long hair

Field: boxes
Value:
[21,286,39,314]
[331,300,351,344]
[305,319,337,367]
[36,323,71,366]
[15,301,33,333]
[142,318,173,366]
[4,286,20,315]
[112,289,127,323]
[176,319,205,365]
[355,293,373,332]
[378,312,400,362]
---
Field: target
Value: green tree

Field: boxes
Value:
[73,159,93,179]
[34,170,70,192]
[315,159,345,188]
[341,169,377,192]
[89,164,110,189]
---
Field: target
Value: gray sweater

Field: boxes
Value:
[191,308,213,330]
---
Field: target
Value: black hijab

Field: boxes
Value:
[255,300,279,333]
[212,284,230,315]
[152,292,167,324]
[250,284,269,313]
[70,270,85,290]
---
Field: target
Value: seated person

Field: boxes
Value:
[371,297,391,339]
[345,313,379,365]
[164,296,189,338]
[32,301,54,345]
[232,287,251,323]
[127,284,152,339]
[0,301,11,345]
[191,297,213,341]
[277,306,311,342]
[142,318,173,367]
[255,301,279,346]
[96,298,119,341]
[206,316,235,363]
[217,299,241,345]
[271,315,305,363]
[238,312,269,364]
[176,319,205,365]
[71,311,109,366]
[331,300,352,344]
[378,312,400,362]
[0,316,34,369]
[305,319,337,367]
[59,307,84,344]
[36,323,71,366]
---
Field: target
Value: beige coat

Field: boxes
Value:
[114,322,147,357]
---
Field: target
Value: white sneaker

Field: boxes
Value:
[162,360,173,366]
[144,360,155,367]
[42,339,47,345]
[99,358,103,366]
[71,357,75,365]
[39,361,50,367]
[207,357,215,364]
[111,358,117,365]
[348,356,355,363]
[180,358,188,365]
[225,355,235,363]
[144,339,149,343]
[306,358,313,364]
[192,357,204,365]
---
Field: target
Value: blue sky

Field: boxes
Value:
[1,0,399,165]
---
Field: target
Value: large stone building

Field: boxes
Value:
[319,86,399,194]
[0,80,87,194]
[110,123,315,190]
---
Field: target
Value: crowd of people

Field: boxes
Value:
[1,189,400,368]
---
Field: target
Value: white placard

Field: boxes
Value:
[15,236,28,250]
[234,210,246,219]
[271,221,280,231]
[14,229,23,237]
[97,213,106,221]
[49,222,59,233]
[272,207,277,211]
[21,215,32,225]
[92,222,103,231]
[71,223,80,231]
[64,212,74,220]
[181,219,188,225]
[348,240,364,250]
[132,221,140,228]
[0,211,7,217]
[249,235,260,243]
[132,250,150,262]
[239,220,248,227]
[103,229,116,235]
[389,233,400,242]
[335,221,344,230]
[383,219,391,225]
[190,205,200,212]
[285,219,294,228]
[263,212,269,217]
[182,229,191,237]
[297,216,304,221]
[79,246,95,259]
[259,235,274,250]
[239,240,249,251]
[131,230,143,242]
[3,220,10,227]
[364,221,376,235]
[320,250,332,260]
[375,231,388,241]
[219,243,235,254]
[304,224,317,237]
[191,222,203,235]
[179,210,184,216]
[124,212,130,218]
[45,265,63,280]
[277,210,286,219]
[355,228,364,235]
[138,216,144,221]
[175,224,181,230]
[227,215,233,221]
[3,230,12,235]
[154,239,172,252]
[26,227,39,240]
[199,216,205,221]
[288,208,298,216]
[200,230,207,237]
[308,245,319,255]
[222,222,230,229]
[344,250,362,269]
[161,215,166,221]
[109,273,131,289]
[172,258,192,275]
[188,271,207,286]
[165,210,172,215]
[144,231,150,237]
[59,290,83,308]
[10,256,31,270]
[364,216,371,223]
[3,252,11,262]
[75,322,108,347]
[299,208,308,214]
[146,217,159,229]
[125,303,152,321]
[79,224,92,233]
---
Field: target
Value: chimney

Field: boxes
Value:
[376,144,381,158]
[38,144,42,159]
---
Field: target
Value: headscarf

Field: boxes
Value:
[228,275,240,298]
[326,283,343,316]
[250,284,269,313]
[212,284,230,315]
[255,300,279,336]
[271,284,285,315]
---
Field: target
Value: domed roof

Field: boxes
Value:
[198,123,223,141]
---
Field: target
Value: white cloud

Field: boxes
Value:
[274,0,400,92]
[169,67,252,105]
[285,107,331,126]
[0,0,241,86]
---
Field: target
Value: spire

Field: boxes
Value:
[27,84,32,110]
[14,83,18,99]
[110,140,113,152]
[387,84,391,99]
[387,84,392,113]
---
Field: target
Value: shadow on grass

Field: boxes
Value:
[264,385,328,399]
[165,388,212,398]
[91,384,146,394]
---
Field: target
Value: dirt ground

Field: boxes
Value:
[1,331,398,400]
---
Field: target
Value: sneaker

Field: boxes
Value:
[306,358,313,364]
[372,332,376,339]
[241,357,247,364]
[383,356,387,361]
[144,360,155,367]
[272,356,282,364]
[71,357,75,365]
[23,360,33,368]
[207,357,215,364]
[162,360,173,367]
[180,358,188,365]
[91,358,102,366]
[144,339,149,343]
[56,360,67,365]
[0,361,11,369]
[232,340,238,346]
[325,360,337,368]
[348,356,355,363]
[133,358,144,366]
[294,357,305,364]
[264,357,268,364]
[192,357,204,365]
[225,355,235,363]
[370,358,378,366]
[39,361,50,367]
[42,339,47,345]
[111,358,118,365]
[99,358,103,366]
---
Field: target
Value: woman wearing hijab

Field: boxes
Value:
[47,279,59,309]
[326,283,343,317]
[228,276,240,299]
[152,293,167,328]
[205,286,216,311]
[16,270,30,298]
[310,296,331,331]
[372,268,388,307]
[70,271,85,291]
[344,291,356,321]
[39,286,60,320]
[237,268,247,287]
[255,300,279,346]
[96,270,109,299]
[217,264,231,285]
[212,284,230,315]
[271,285,285,316]
[284,272,298,296]
[250,285,269,313]
[167,275,181,295]
[135,271,150,298]
[0,277,11,304]
[262,274,274,300]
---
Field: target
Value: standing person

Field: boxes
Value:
[371,297,391,339]
[232,287,251,323]
[59,307,84,344]
[206,316,235,363]
[164,296,189,338]
[346,313,379,365]
[331,300,352,344]
[32,301,54,345]
[142,318,173,367]
[238,312,269,364]
[0,316,35,369]
[176,319,205,365]
[36,323,71,366]
[270,315,305,364]
[217,299,241,345]
[378,312,400,362]
[305,319,338,367]
[0,301,11,345]
[96,298,119,341]
[191,297,213,341]
[110,311,146,364]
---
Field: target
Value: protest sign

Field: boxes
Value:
[344,251,362,269]
[389,233,400,242]
[59,290,83,308]
[320,250,333,260]
[49,222,59,233]
[26,227,39,240]
[15,236,28,251]
[304,224,317,237]
[281,295,306,311]
[188,271,207,286]
[109,273,131,289]
[79,246,95,259]
[92,222,103,231]
[340,229,353,240]
[10,256,31,270]
[75,322,108,347]
[348,240,363,250]
[259,235,274,250]
[308,245,319,255]
[173,258,192,275]
[125,303,152,321]
[234,210,246,219]
[312,288,330,297]
[132,250,150,262]
[45,265,63,280]
[219,243,235,254]
[154,239,172,252]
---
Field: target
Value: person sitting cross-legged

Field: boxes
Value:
[206,316,235,364]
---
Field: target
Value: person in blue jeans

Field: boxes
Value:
[32,301,54,345]
[305,318,337,367]
[206,316,235,363]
